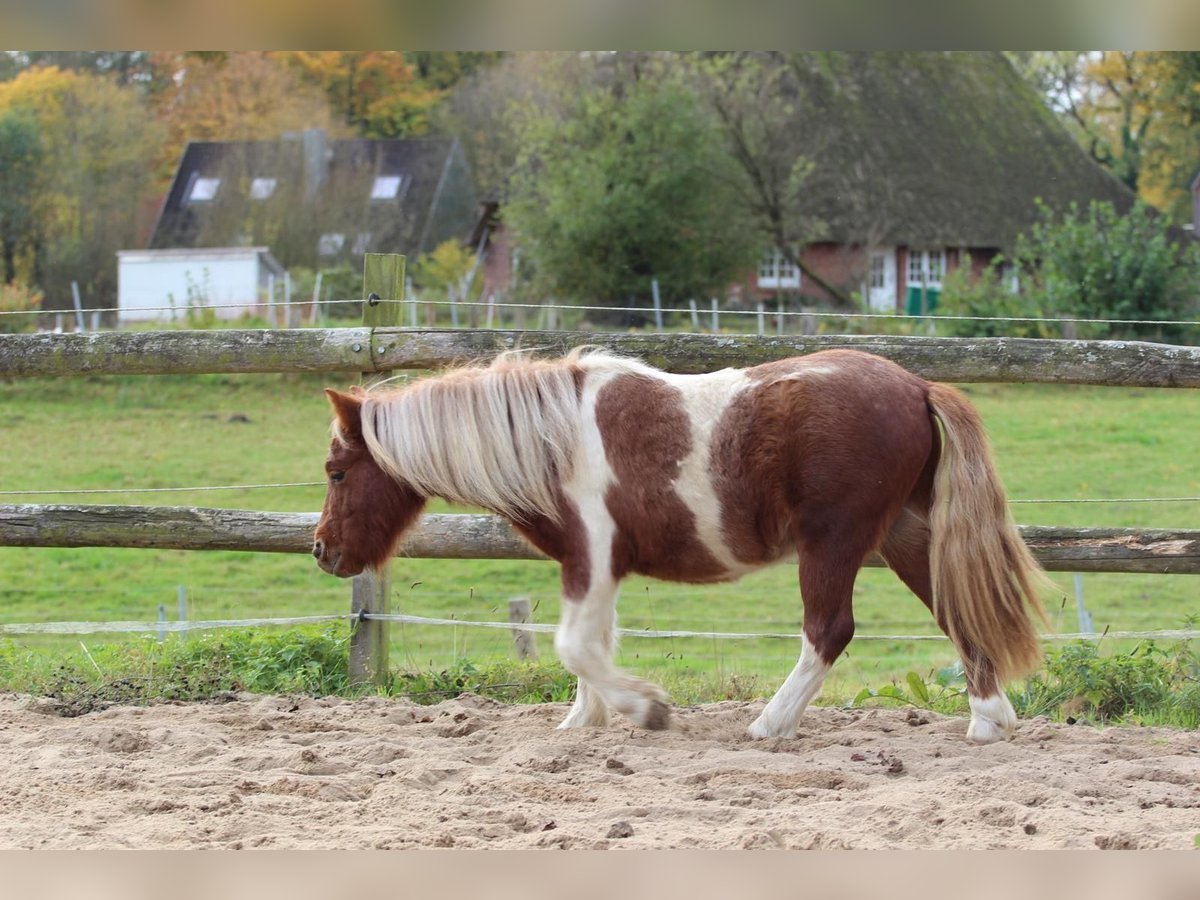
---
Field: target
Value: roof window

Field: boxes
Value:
[370,175,403,200]
[188,176,220,203]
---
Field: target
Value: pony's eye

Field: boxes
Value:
[330,471,346,483]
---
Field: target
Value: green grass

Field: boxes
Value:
[1,370,1198,713]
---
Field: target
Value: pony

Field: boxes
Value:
[313,348,1050,744]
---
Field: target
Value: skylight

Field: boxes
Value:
[371,175,403,200]
[250,177,277,200]
[188,177,220,202]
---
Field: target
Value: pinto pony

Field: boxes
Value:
[314,349,1049,744]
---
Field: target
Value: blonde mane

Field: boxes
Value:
[354,349,649,522]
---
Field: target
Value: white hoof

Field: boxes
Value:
[967,694,1017,744]
[747,713,793,740]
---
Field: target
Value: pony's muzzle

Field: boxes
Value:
[312,539,345,576]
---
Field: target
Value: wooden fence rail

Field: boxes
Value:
[2,505,1198,575]
[3,329,1200,387]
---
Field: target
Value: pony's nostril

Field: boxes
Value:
[312,540,324,559]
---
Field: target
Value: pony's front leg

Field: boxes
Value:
[555,581,670,730]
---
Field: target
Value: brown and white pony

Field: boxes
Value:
[313,348,1050,743]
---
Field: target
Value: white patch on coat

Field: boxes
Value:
[660,368,756,577]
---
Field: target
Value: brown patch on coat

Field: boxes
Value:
[710,350,936,660]
[511,495,590,600]
[594,374,726,583]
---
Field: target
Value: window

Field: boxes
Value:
[188,176,220,203]
[906,249,946,287]
[250,177,277,200]
[869,253,887,290]
[757,248,801,290]
[351,232,373,255]
[371,175,403,200]
[318,233,345,256]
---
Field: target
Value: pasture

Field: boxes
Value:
[1,370,1197,705]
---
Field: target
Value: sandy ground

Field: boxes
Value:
[0,693,1195,849]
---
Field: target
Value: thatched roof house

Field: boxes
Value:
[739,52,1138,310]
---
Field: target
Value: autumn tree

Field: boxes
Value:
[149,52,343,181]
[0,66,163,308]
[1010,51,1200,223]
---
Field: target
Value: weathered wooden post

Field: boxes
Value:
[508,596,538,661]
[350,253,405,686]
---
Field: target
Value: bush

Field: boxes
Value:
[937,263,1059,339]
[1019,199,1200,341]
[936,200,1200,342]
[0,280,42,334]
[1012,637,1200,727]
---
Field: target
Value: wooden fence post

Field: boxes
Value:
[508,596,538,661]
[350,253,406,687]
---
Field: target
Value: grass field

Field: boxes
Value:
[1,365,1198,708]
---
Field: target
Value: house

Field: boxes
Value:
[148,130,478,271]
[741,51,1137,311]
[116,246,285,324]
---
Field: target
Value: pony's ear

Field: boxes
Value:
[325,388,364,440]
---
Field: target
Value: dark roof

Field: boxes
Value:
[791,52,1137,249]
[149,134,477,265]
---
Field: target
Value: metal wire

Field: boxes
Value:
[1,610,1195,643]
[2,294,1197,329]
[0,482,323,496]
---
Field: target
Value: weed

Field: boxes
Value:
[1011,637,1200,728]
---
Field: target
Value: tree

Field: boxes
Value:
[150,52,343,181]
[0,107,41,284]
[275,51,452,139]
[0,66,164,308]
[1010,51,1200,224]
[435,52,564,196]
[505,56,762,318]
[688,52,850,303]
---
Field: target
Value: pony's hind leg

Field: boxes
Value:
[748,543,858,739]
[555,581,670,730]
[880,509,1017,744]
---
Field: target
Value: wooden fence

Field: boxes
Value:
[3,328,1200,386]
[0,505,1197,575]
[2,254,1198,684]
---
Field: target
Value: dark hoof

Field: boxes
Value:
[641,699,671,731]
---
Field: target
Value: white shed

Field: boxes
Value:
[116,247,286,324]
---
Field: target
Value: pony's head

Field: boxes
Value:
[313,387,426,578]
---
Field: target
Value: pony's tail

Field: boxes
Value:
[926,383,1051,683]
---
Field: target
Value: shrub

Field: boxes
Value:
[1011,637,1200,727]
[1018,199,1200,341]
[0,280,42,334]
[936,262,1059,339]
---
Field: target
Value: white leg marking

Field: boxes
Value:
[554,376,670,730]
[748,635,832,739]
[966,693,1017,744]
[555,588,669,729]
[558,680,610,729]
